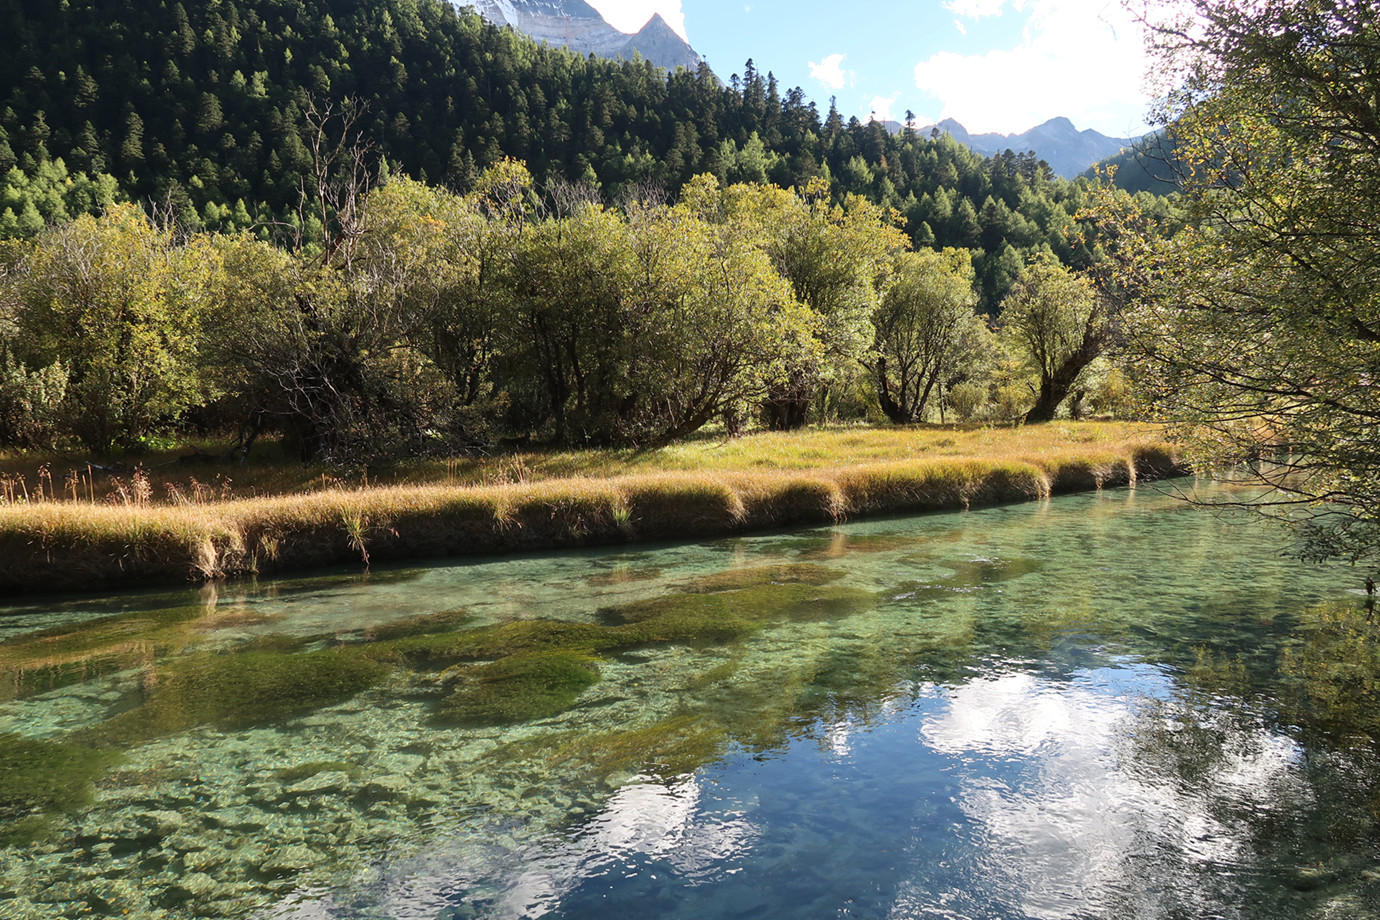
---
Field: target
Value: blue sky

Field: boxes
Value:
[587,1,1157,138]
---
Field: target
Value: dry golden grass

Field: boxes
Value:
[0,421,1159,502]
[0,422,1183,594]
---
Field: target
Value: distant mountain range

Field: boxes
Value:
[459,5,1135,178]
[884,117,1142,179]
[462,0,702,72]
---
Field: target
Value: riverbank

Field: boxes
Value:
[0,424,1187,595]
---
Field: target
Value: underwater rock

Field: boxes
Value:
[204,807,269,833]
[360,775,412,800]
[77,813,146,845]
[136,809,187,837]
[284,771,351,797]
[168,871,220,900]
[369,752,425,775]
[181,846,229,872]
[1289,865,1334,891]
[259,843,321,875]
[204,896,252,917]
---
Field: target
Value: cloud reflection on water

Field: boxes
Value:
[895,667,1309,919]
[269,664,1316,920]
[292,775,759,920]
[496,776,758,917]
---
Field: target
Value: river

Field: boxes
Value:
[1,479,1377,918]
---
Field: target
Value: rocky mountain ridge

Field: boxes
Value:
[462,0,702,72]
[889,116,1141,178]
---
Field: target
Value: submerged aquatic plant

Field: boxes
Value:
[410,578,878,727]
[437,650,603,725]
[361,608,473,642]
[0,734,116,846]
[676,562,844,593]
[0,602,209,702]
[91,646,391,745]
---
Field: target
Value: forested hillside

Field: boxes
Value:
[0,0,1173,308]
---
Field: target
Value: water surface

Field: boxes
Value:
[1,480,1377,919]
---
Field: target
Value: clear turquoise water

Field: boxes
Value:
[1,480,1377,919]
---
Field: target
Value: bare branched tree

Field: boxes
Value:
[300,96,377,262]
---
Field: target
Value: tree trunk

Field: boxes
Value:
[913,370,940,422]
[873,357,909,424]
[763,375,812,430]
[1024,349,1098,424]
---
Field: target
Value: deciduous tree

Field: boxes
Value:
[869,248,986,423]
[3,204,221,452]
[1126,0,1380,560]
[999,258,1108,424]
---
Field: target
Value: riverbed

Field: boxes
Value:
[1,479,1376,918]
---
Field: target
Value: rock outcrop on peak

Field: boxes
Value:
[463,1,702,72]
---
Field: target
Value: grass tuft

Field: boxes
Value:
[622,473,746,537]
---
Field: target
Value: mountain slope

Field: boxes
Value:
[465,0,701,71]
[921,117,1139,178]
[0,0,1115,307]
[621,13,700,71]
[1086,132,1180,194]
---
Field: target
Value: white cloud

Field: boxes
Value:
[585,1,689,41]
[915,0,1154,136]
[944,0,1023,17]
[809,53,850,91]
[869,93,902,123]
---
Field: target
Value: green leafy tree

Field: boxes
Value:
[0,158,121,239]
[3,204,222,452]
[499,201,635,444]
[1121,0,1380,560]
[870,248,989,423]
[618,198,814,444]
[0,0,1101,304]
[370,170,518,441]
[211,182,466,463]
[999,257,1108,424]
[0,355,69,450]
[696,177,908,428]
